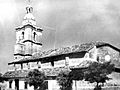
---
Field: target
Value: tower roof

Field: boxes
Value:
[22,5,36,25]
[16,1,43,30]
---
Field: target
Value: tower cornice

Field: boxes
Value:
[14,53,32,56]
[15,24,43,32]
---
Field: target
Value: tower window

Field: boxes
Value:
[21,64,23,69]
[33,32,36,41]
[22,32,24,39]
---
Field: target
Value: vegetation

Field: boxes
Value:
[57,62,115,90]
[26,61,114,90]
[84,62,115,90]
[69,69,84,80]
[56,68,85,90]
[56,69,72,90]
[0,73,3,82]
[27,69,46,90]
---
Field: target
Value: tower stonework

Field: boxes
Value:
[14,5,43,61]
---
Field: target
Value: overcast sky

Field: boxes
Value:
[0,0,120,73]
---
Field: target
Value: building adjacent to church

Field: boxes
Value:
[3,2,120,90]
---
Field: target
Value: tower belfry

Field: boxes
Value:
[14,1,43,61]
[22,1,36,26]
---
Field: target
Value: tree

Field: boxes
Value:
[56,68,72,90]
[57,67,85,90]
[69,68,84,80]
[0,73,3,82]
[84,62,115,90]
[27,69,46,90]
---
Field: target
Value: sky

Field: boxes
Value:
[0,0,120,73]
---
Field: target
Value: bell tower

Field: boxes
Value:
[14,1,43,61]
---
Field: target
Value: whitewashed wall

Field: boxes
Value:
[12,80,15,89]
[48,80,59,90]
[28,85,34,90]
[19,81,24,89]
[8,64,15,71]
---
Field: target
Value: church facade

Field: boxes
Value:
[3,2,120,90]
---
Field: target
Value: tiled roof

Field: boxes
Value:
[31,41,107,59]
[4,60,94,78]
[3,70,29,78]
[9,41,107,64]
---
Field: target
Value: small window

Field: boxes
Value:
[21,64,23,69]
[22,32,24,39]
[15,57,17,59]
[51,61,54,66]
[97,56,99,62]
[33,32,36,41]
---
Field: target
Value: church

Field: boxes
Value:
[3,1,120,90]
